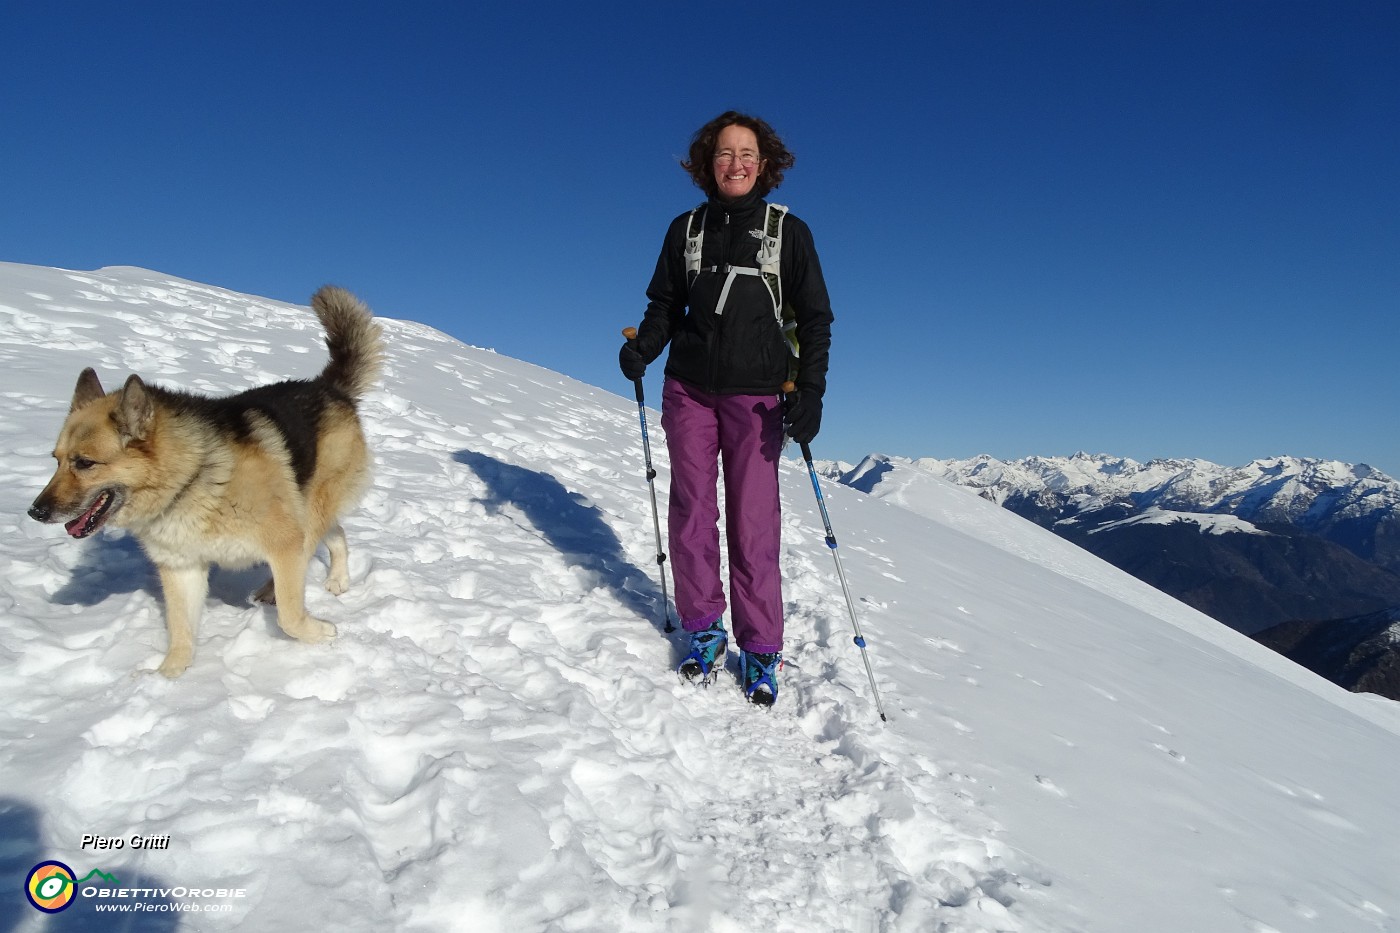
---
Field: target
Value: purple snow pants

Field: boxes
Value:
[661,378,785,654]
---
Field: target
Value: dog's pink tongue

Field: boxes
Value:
[65,498,104,537]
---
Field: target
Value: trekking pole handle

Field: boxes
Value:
[781,382,815,460]
[622,327,645,403]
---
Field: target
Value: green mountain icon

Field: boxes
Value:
[75,869,121,886]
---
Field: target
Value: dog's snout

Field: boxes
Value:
[28,502,51,523]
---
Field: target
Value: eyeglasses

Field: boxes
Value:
[714,150,761,167]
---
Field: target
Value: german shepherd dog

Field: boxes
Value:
[28,286,384,677]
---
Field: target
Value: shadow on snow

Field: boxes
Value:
[49,532,275,613]
[453,449,672,634]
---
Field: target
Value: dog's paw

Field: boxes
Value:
[283,616,336,644]
[253,579,276,604]
[156,651,191,678]
[324,573,350,596]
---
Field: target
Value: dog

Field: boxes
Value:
[28,286,384,677]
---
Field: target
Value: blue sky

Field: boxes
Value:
[5,1,1398,473]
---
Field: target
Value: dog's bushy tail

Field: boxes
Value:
[312,285,384,401]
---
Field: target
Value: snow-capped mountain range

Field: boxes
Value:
[832,452,1400,550]
[822,452,1400,643]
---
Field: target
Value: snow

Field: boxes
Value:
[3,262,1400,932]
[1087,507,1271,537]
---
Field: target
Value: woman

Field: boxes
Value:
[619,111,833,707]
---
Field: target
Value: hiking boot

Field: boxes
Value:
[678,619,728,685]
[741,650,782,707]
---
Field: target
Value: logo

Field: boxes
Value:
[26,861,76,913]
[24,862,120,914]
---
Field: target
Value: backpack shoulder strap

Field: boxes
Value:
[758,204,798,359]
[684,203,707,287]
[757,203,788,307]
[758,203,788,263]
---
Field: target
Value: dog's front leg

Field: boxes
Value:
[267,551,336,644]
[156,563,208,677]
[322,521,351,595]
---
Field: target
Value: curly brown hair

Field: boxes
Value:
[681,111,796,199]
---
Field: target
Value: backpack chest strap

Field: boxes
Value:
[711,265,764,317]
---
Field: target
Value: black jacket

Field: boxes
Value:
[634,192,833,397]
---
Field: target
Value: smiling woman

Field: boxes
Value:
[618,110,833,708]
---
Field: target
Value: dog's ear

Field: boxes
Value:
[113,375,156,444]
[70,368,106,412]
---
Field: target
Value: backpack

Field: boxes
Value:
[684,202,800,375]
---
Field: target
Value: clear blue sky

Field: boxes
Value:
[5,1,1398,473]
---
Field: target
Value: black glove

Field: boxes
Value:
[784,390,823,445]
[619,341,646,381]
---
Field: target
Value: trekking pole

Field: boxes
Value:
[623,327,675,633]
[784,382,888,722]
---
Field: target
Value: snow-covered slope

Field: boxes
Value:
[4,263,1400,932]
